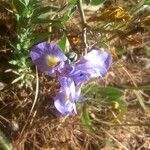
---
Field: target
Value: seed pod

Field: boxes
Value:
[66,52,78,62]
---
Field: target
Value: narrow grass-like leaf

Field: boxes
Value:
[81,103,92,132]
[134,90,148,112]
[90,0,105,5]
[58,35,70,52]
[0,129,13,150]
[9,60,18,65]
[70,0,77,5]
[13,0,26,15]
[60,15,70,22]
[83,86,124,102]
[11,74,24,84]
[58,36,67,51]
[32,6,59,19]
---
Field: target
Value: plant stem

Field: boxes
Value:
[77,0,88,54]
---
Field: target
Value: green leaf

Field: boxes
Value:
[13,0,26,15]
[90,0,105,5]
[130,0,145,14]
[0,129,13,150]
[32,6,59,19]
[9,60,18,65]
[24,0,30,6]
[31,18,55,24]
[9,60,21,67]
[59,15,70,23]
[81,103,92,131]
[27,0,38,6]
[144,0,150,4]
[70,0,77,5]
[83,86,124,101]
[134,90,148,112]
[58,35,70,52]
[30,32,52,46]
[11,74,25,84]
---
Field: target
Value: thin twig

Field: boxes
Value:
[111,110,144,138]
[137,142,147,150]
[0,115,10,123]
[120,65,148,112]
[77,0,88,54]
[91,114,150,127]
[56,115,69,130]
[29,66,39,117]
[20,66,39,136]
[101,128,129,150]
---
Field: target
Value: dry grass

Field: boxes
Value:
[0,0,150,149]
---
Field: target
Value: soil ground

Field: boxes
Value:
[0,1,150,150]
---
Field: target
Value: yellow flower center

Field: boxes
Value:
[64,94,69,101]
[45,55,58,67]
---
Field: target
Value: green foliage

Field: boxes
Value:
[31,5,59,19]
[81,85,125,130]
[1,0,77,89]
[30,32,52,46]
[0,129,13,150]
[134,90,148,112]
[83,0,105,5]
[144,0,150,4]
[58,35,70,52]
[83,85,124,102]
[70,0,77,5]
[91,0,105,5]
[81,103,92,132]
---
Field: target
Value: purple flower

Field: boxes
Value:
[76,50,112,77]
[30,43,112,116]
[58,64,89,86]
[67,50,112,85]
[30,41,67,77]
[54,77,81,115]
